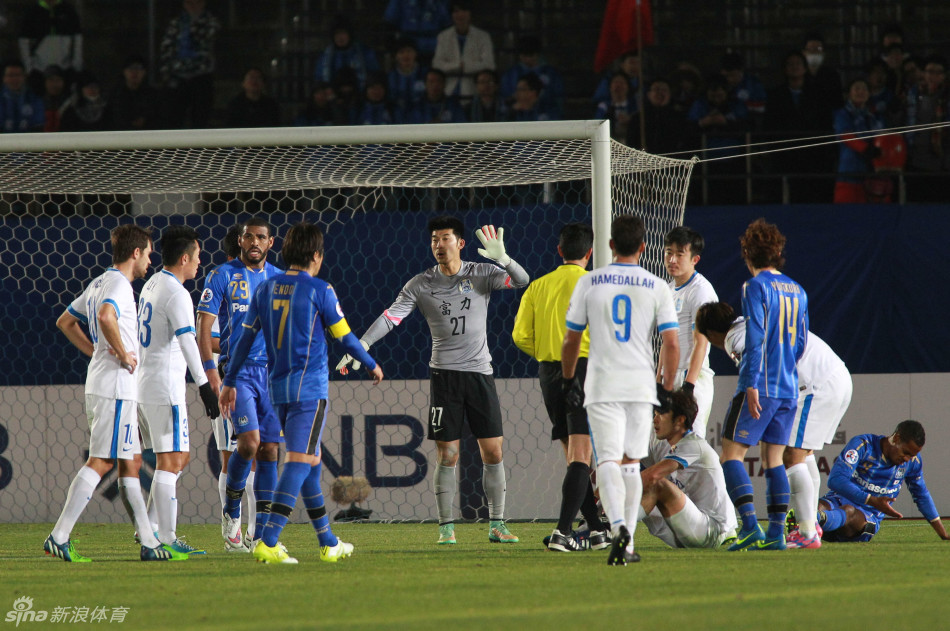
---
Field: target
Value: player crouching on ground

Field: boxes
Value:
[817,419,950,543]
[639,389,737,549]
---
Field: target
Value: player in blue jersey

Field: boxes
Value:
[205,225,258,539]
[196,217,284,552]
[721,219,808,551]
[818,420,949,542]
[220,222,383,564]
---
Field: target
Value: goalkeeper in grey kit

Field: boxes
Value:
[337,215,529,544]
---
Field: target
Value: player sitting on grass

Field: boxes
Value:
[817,419,950,543]
[639,389,737,548]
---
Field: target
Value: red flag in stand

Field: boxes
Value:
[594,0,654,73]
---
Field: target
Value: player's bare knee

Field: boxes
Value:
[258,442,279,461]
[116,458,139,477]
[436,442,459,466]
[85,457,115,477]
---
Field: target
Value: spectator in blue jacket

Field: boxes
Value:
[383,0,450,61]
[314,16,379,91]
[353,73,394,125]
[388,38,428,113]
[0,59,45,132]
[500,35,564,119]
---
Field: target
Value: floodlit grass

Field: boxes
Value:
[2,521,949,630]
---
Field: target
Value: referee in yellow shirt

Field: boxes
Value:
[512,223,610,552]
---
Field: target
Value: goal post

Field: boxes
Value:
[0,120,695,524]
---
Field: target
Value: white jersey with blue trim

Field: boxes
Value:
[136,269,208,405]
[565,262,678,405]
[645,433,737,533]
[724,318,844,390]
[67,268,138,400]
[669,272,718,375]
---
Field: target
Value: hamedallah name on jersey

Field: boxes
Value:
[589,273,655,288]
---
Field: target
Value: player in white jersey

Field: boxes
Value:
[639,389,737,548]
[562,215,680,565]
[695,301,853,549]
[658,227,718,438]
[46,225,185,562]
[137,226,220,555]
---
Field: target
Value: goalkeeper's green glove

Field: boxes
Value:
[475,225,511,266]
[335,339,370,375]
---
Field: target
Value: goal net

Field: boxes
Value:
[0,121,695,524]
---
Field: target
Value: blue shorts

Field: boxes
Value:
[273,399,328,455]
[231,363,284,444]
[819,491,881,542]
[722,392,797,446]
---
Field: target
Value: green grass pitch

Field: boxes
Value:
[2,521,949,630]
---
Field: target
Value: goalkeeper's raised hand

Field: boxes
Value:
[335,339,370,375]
[475,225,511,266]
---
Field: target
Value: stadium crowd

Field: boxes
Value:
[2,0,948,203]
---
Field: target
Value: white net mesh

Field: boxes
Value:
[0,124,694,523]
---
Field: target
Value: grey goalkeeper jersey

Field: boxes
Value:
[362,260,529,374]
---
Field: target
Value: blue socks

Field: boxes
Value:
[301,463,338,548]
[764,465,790,539]
[224,451,252,518]
[261,461,310,547]
[722,459,758,531]
[819,506,848,532]
[254,459,278,539]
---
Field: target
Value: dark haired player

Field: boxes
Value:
[136,225,219,556]
[337,216,529,545]
[817,420,949,542]
[221,222,382,564]
[639,389,737,548]
[512,223,611,552]
[197,217,283,552]
[657,226,718,439]
[721,219,808,551]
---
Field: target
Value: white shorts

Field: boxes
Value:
[673,369,714,439]
[85,394,140,460]
[138,402,190,454]
[787,366,853,450]
[587,401,653,464]
[211,414,237,453]
[642,500,728,549]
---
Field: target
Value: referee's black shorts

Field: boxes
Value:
[427,369,504,441]
[539,357,588,441]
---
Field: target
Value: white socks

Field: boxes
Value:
[482,462,506,521]
[118,476,160,548]
[245,470,257,539]
[217,471,228,515]
[596,461,625,536]
[806,454,821,500]
[434,464,457,524]
[787,462,817,536]
[621,464,642,550]
[153,469,179,545]
[51,466,100,544]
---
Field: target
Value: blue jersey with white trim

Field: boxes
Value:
[828,433,938,522]
[197,258,282,366]
[737,269,808,398]
[238,270,367,403]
